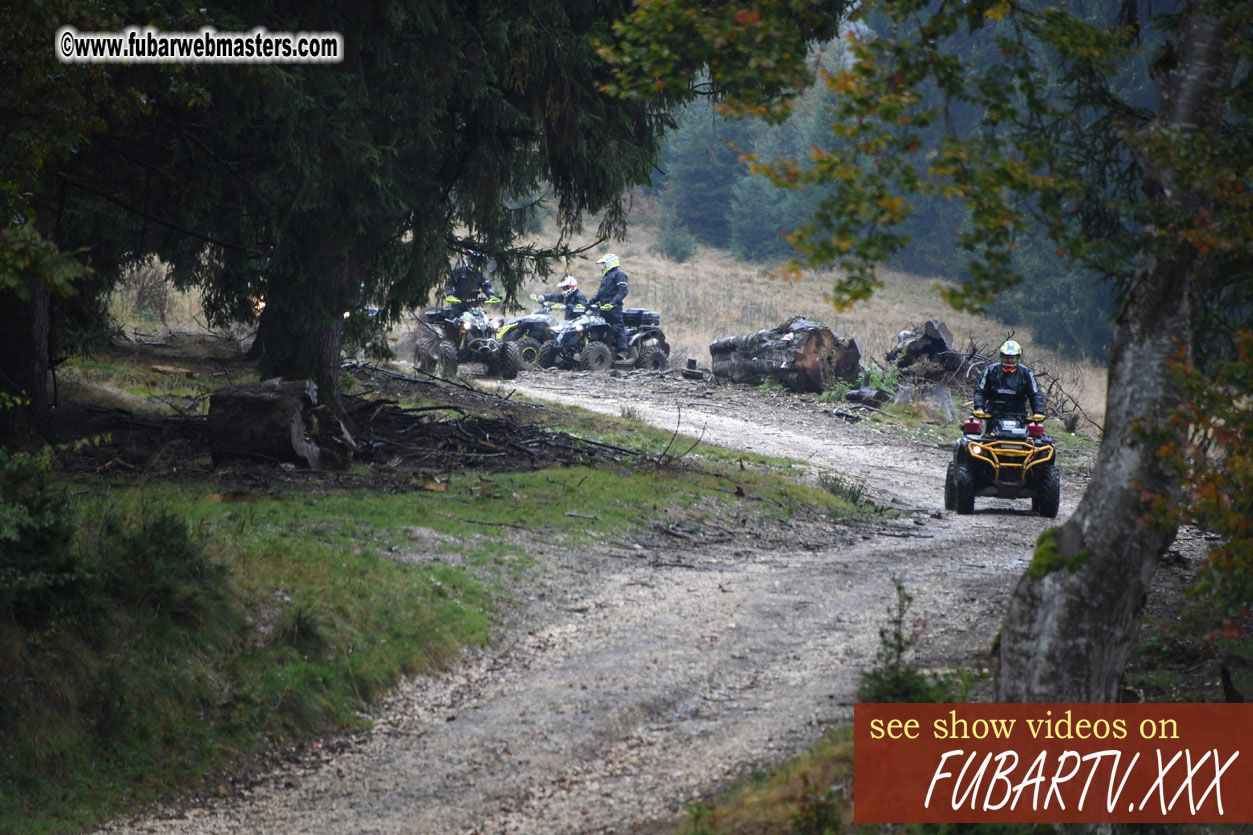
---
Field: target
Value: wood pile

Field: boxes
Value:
[709,316,862,393]
[886,319,967,380]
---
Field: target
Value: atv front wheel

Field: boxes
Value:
[953,462,975,515]
[516,337,543,369]
[637,348,668,372]
[579,342,613,372]
[437,341,459,379]
[538,343,561,369]
[944,462,956,511]
[1035,465,1060,518]
[492,341,522,380]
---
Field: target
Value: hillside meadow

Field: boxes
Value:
[516,194,1109,426]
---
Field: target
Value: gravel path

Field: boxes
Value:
[99,369,1091,835]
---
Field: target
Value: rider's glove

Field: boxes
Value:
[599,303,614,311]
[445,295,461,305]
[972,409,990,419]
[485,296,502,305]
[1031,413,1045,423]
[529,293,540,302]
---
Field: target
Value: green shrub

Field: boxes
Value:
[818,472,866,505]
[858,577,968,703]
[653,215,699,263]
[0,464,243,826]
[758,377,786,395]
[791,771,842,834]
[0,445,81,628]
[817,381,853,403]
[866,364,900,394]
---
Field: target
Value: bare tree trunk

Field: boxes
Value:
[258,249,350,422]
[1,173,62,448]
[0,286,52,447]
[997,5,1240,701]
[246,303,277,361]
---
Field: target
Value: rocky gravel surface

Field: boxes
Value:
[99,368,1103,835]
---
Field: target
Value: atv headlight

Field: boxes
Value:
[572,324,584,332]
[969,444,983,457]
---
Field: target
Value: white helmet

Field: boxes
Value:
[596,253,619,275]
[558,275,578,291]
[999,339,1023,368]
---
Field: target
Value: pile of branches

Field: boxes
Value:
[346,398,641,474]
[911,342,1102,433]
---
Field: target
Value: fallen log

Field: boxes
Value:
[207,378,356,470]
[709,316,861,393]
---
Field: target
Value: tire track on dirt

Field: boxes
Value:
[100,371,1078,835]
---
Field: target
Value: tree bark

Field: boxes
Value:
[0,286,52,447]
[996,4,1240,702]
[1,171,62,448]
[258,255,350,423]
[246,302,277,361]
[997,249,1193,701]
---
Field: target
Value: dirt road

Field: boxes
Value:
[101,369,1088,835]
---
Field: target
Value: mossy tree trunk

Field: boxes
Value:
[996,7,1238,701]
[997,248,1193,701]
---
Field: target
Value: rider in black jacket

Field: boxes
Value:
[589,253,629,358]
[973,340,1045,420]
[444,251,498,317]
[532,276,588,320]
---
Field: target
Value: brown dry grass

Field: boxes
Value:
[518,193,1108,425]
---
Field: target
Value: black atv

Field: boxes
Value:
[538,307,670,372]
[496,300,564,368]
[944,414,1060,517]
[423,305,521,380]
[538,306,615,371]
[620,308,670,371]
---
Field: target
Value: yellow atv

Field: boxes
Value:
[944,412,1059,517]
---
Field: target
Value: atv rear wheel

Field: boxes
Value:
[516,337,543,369]
[1035,465,1060,518]
[637,348,668,372]
[953,462,975,515]
[944,462,956,511]
[579,342,613,372]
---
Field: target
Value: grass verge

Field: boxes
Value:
[4,401,861,833]
[679,726,855,835]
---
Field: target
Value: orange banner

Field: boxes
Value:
[854,703,1253,823]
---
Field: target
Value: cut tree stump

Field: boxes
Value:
[207,378,356,470]
[709,316,861,393]
[681,357,711,381]
[886,318,965,379]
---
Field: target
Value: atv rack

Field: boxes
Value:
[965,439,1054,482]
